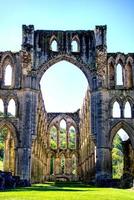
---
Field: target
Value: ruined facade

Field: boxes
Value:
[0,25,134,184]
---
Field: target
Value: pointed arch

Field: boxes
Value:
[68,126,76,149]
[116,63,123,86]
[124,101,132,118]
[8,99,16,117]
[71,35,80,52]
[50,36,58,52]
[112,101,121,118]
[59,119,67,149]
[4,64,13,86]
[109,121,134,149]
[0,121,18,174]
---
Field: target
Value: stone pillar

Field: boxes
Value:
[96,147,112,180]
[65,156,72,175]
[16,147,31,180]
[46,155,51,177]
[55,155,60,175]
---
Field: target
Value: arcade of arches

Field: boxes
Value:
[0,25,134,184]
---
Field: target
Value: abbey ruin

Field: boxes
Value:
[0,25,134,185]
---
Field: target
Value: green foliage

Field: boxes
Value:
[50,127,57,149]
[0,127,8,161]
[50,157,54,175]
[112,134,124,179]
[0,183,134,200]
[60,128,66,149]
[0,111,4,117]
[69,128,76,149]
[50,126,76,149]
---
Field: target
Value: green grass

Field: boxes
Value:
[0,182,134,200]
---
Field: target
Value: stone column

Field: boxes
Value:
[16,147,31,180]
[55,155,60,175]
[96,147,112,180]
[65,156,72,175]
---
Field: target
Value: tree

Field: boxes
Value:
[112,134,124,178]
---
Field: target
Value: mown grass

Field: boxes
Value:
[0,182,134,200]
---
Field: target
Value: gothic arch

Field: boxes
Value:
[6,96,19,117]
[71,35,80,52]
[50,35,58,51]
[0,120,19,146]
[1,53,15,87]
[115,54,125,65]
[109,97,122,118]
[36,54,92,87]
[109,121,134,149]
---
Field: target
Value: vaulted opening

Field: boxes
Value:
[71,40,79,52]
[8,99,16,117]
[112,101,121,118]
[4,64,12,86]
[59,119,66,149]
[112,128,130,179]
[0,125,15,175]
[68,126,76,149]
[124,101,131,118]
[116,63,123,86]
[50,40,58,52]
[40,60,88,112]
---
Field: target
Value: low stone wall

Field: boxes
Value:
[0,171,31,190]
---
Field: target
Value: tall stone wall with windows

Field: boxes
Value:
[79,89,95,182]
[0,24,134,185]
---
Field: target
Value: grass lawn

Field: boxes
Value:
[0,182,134,200]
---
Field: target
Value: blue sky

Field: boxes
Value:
[0,0,134,112]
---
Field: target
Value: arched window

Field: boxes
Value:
[61,155,65,174]
[124,101,131,118]
[68,126,76,149]
[8,99,16,117]
[72,154,77,175]
[125,62,133,88]
[112,101,121,118]
[4,65,12,86]
[112,129,129,178]
[59,119,66,149]
[116,64,123,86]
[0,126,15,174]
[0,99,4,116]
[50,126,57,149]
[71,40,79,52]
[50,40,58,51]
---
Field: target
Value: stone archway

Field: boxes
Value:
[109,121,134,179]
[0,121,18,175]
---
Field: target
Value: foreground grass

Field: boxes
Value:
[0,182,134,200]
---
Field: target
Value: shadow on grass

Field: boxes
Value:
[4,182,96,193]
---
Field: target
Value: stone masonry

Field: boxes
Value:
[0,25,134,184]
